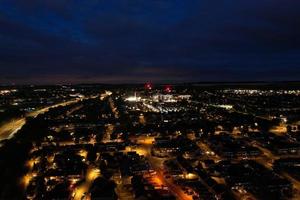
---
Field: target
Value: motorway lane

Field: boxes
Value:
[0,98,84,142]
[0,118,26,141]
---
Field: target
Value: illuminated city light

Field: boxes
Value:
[145,83,153,90]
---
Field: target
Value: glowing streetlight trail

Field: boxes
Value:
[0,98,84,142]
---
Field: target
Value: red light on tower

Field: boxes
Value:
[164,85,172,93]
[145,82,153,90]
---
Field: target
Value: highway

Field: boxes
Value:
[0,98,84,142]
[1,92,109,144]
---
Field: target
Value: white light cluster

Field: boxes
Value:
[125,96,141,102]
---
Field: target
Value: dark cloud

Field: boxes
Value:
[0,0,299,84]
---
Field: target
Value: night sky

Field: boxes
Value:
[0,0,299,84]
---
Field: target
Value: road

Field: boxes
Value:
[102,124,115,143]
[147,155,192,200]
[73,166,101,200]
[250,142,300,199]
[108,95,119,119]
[102,93,118,143]
[0,98,83,142]
[135,138,192,200]
[199,92,273,121]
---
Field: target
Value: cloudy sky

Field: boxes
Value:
[0,0,299,84]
